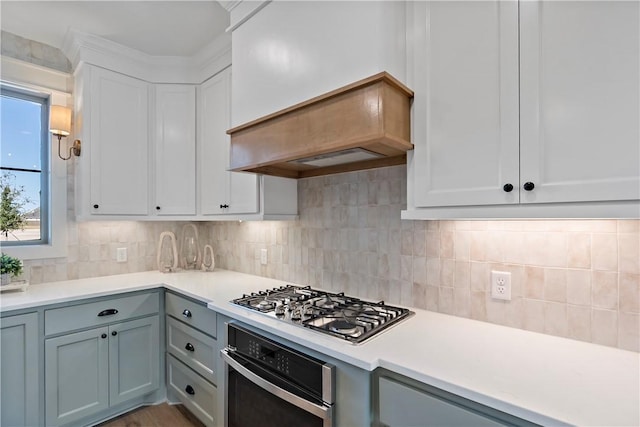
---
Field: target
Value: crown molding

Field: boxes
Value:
[62,28,232,84]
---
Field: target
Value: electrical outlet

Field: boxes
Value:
[116,247,127,263]
[491,270,511,301]
[260,249,268,265]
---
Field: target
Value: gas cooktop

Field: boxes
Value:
[230,285,413,344]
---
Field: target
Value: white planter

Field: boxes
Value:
[1,273,11,286]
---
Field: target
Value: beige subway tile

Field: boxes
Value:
[470,291,487,321]
[440,259,455,287]
[413,230,426,257]
[524,232,547,266]
[591,309,618,347]
[454,261,470,289]
[504,298,524,329]
[567,305,591,342]
[426,220,440,231]
[484,231,504,262]
[470,262,490,292]
[592,233,618,271]
[503,232,526,265]
[524,266,545,299]
[401,230,413,256]
[454,231,471,261]
[566,269,591,306]
[618,220,640,233]
[544,268,567,303]
[592,271,619,310]
[453,288,471,318]
[485,298,506,326]
[425,285,439,311]
[619,273,640,313]
[470,231,487,261]
[413,256,427,286]
[425,231,439,258]
[618,233,640,274]
[618,312,640,352]
[440,231,454,259]
[426,258,440,287]
[544,302,568,338]
[438,287,454,315]
[440,220,455,231]
[567,233,591,269]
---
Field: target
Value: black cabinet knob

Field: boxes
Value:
[185,385,195,395]
[182,309,192,318]
[156,206,161,210]
[523,182,535,191]
[93,204,99,209]
[185,343,195,352]
[101,333,107,339]
[111,331,117,336]
[503,183,514,193]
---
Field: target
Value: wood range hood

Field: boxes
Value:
[228,72,414,179]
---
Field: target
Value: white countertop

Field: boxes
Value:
[1,270,638,426]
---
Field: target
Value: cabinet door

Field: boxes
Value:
[0,313,39,427]
[379,377,508,427]
[198,68,259,215]
[108,316,160,406]
[90,66,149,215]
[154,85,196,215]
[45,327,109,426]
[412,1,519,207]
[520,1,640,204]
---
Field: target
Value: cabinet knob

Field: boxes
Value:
[156,206,161,210]
[101,333,107,339]
[503,183,514,193]
[93,204,99,209]
[523,182,535,191]
[111,331,117,336]
[182,309,192,318]
[185,385,195,395]
[185,343,195,352]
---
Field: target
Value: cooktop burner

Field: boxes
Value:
[231,285,413,344]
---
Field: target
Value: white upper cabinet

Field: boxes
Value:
[77,64,150,217]
[230,0,407,125]
[198,68,259,216]
[406,0,640,218]
[412,1,519,208]
[153,84,196,215]
[519,1,639,204]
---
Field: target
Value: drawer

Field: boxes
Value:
[167,354,217,427]
[45,292,159,336]
[167,317,217,384]
[166,293,216,337]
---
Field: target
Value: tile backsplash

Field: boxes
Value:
[204,166,639,352]
[16,163,639,352]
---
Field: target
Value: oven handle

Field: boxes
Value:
[221,348,333,422]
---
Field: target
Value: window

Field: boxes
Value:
[1,87,49,246]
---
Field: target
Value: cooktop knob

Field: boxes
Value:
[275,305,286,316]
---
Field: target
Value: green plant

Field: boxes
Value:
[0,252,23,277]
[0,172,31,239]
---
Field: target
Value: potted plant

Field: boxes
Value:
[0,252,23,285]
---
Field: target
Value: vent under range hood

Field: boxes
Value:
[227,72,414,179]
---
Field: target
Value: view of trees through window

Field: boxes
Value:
[0,88,48,244]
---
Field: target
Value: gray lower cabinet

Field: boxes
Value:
[45,291,161,427]
[375,370,538,427]
[0,312,40,427]
[165,292,218,427]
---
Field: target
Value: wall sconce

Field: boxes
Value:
[49,105,81,160]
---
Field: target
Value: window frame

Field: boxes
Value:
[1,86,50,246]
[0,78,68,260]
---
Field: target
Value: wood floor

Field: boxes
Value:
[95,403,205,427]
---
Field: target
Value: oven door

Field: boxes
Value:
[221,348,333,427]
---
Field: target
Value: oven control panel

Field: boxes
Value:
[248,339,291,375]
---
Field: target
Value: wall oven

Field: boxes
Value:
[221,323,335,427]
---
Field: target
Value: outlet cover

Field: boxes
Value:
[260,249,268,265]
[491,270,511,301]
[116,247,127,263]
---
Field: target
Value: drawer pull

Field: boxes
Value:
[182,309,192,318]
[98,309,119,317]
[185,385,195,395]
[185,343,195,352]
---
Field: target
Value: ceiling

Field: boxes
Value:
[0,1,230,57]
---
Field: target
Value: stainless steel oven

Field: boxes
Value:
[221,323,335,427]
